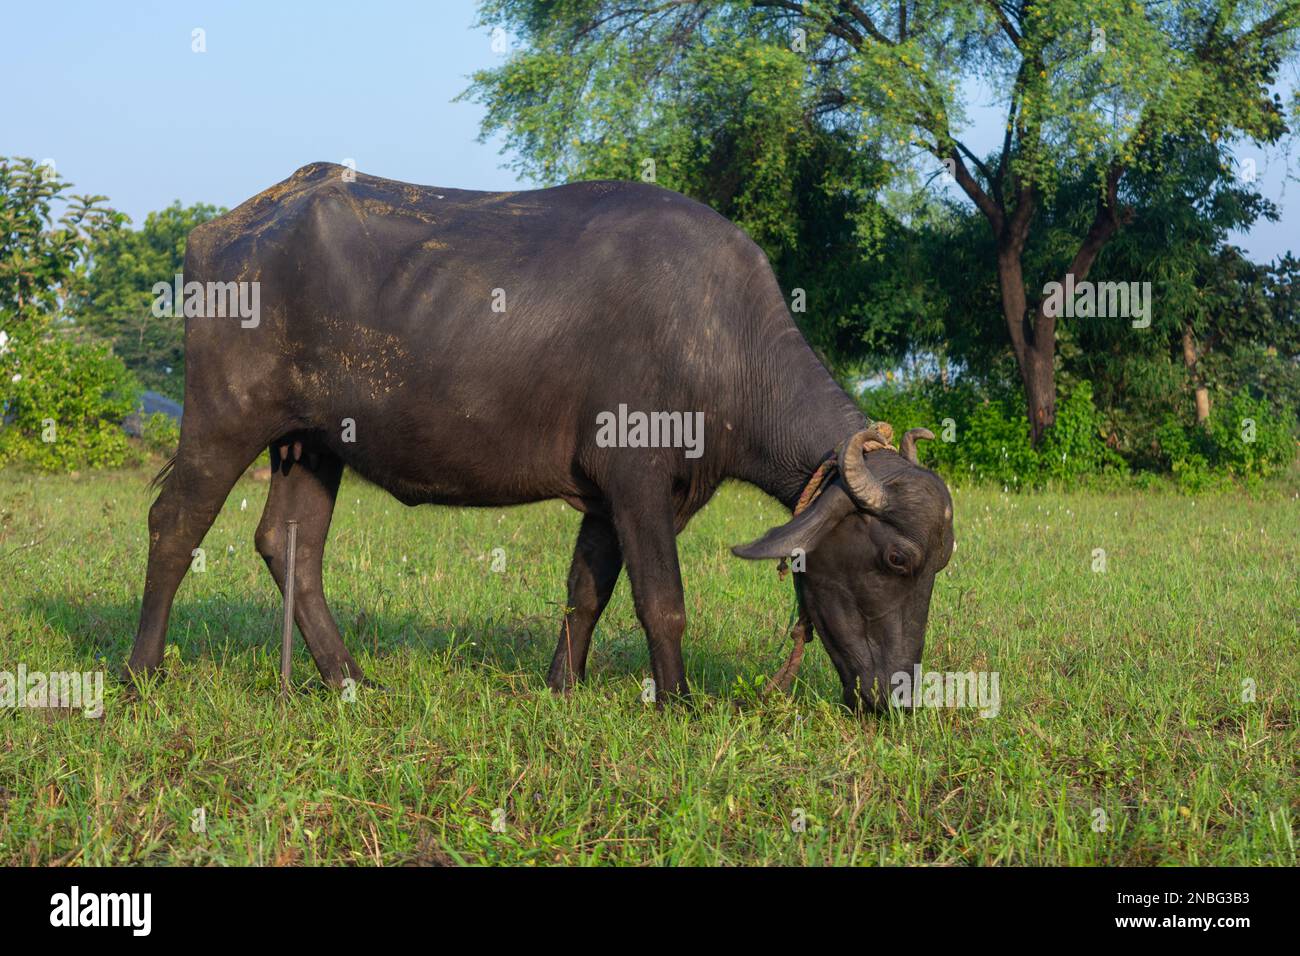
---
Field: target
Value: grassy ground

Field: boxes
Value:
[0,464,1296,865]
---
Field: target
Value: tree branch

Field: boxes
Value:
[943,148,1005,233]
[981,0,1022,46]
[1063,164,1129,283]
[954,140,997,194]
[837,1,894,45]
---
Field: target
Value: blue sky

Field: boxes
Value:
[0,1,523,219]
[1,0,1294,261]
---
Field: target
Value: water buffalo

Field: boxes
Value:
[128,163,954,710]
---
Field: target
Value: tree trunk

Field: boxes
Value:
[1021,338,1057,445]
[996,249,1056,445]
[1181,324,1211,426]
[949,153,1123,449]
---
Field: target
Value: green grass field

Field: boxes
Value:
[0,464,1296,865]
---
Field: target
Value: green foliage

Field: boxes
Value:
[861,379,1125,488]
[139,411,180,458]
[1154,416,1218,491]
[77,201,224,400]
[0,325,140,471]
[1157,392,1298,490]
[868,375,1296,490]
[1060,137,1300,466]
[1037,382,1124,482]
[0,156,125,324]
[469,2,1299,219]
[948,397,1040,488]
[0,157,144,471]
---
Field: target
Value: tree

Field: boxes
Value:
[1256,253,1300,417]
[77,201,225,399]
[1059,135,1298,461]
[0,156,123,324]
[465,0,1300,443]
[0,157,139,470]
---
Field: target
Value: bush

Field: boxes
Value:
[858,378,1123,489]
[0,325,140,471]
[1038,381,1125,482]
[946,393,1041,487]
[861,376,1297,490]
[140,411,180,457]
[1156,391,1297,490]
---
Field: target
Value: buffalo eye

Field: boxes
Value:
[885,550,909,573]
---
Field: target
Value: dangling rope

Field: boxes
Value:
[761,421,896,698]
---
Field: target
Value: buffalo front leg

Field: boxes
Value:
[254,450,365,688]
[610,490,689,703]
[126,439,264,680]
[547,513,622,692]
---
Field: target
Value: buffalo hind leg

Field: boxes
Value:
[126,435,265,681]
[254,449,365,688]
[610,485,688,703]
[547,513,622,692]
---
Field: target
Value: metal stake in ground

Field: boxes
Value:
[280,520,298,699]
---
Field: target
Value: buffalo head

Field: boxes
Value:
[733,428,955,712]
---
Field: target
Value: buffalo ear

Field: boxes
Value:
[731,482,857,560]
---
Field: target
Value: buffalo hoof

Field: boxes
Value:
[544,674,580,695]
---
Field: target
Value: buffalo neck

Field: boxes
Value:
[732,329,866,511]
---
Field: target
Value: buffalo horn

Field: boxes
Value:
[899,427,936,464]
[838,429,889,512]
